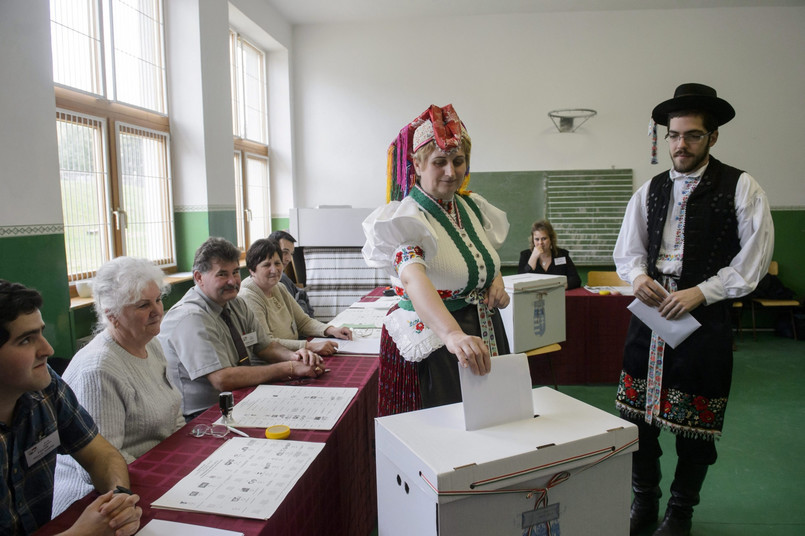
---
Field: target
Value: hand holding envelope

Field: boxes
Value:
[627,279,701,348]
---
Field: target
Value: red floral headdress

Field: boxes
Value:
[386,104,471,202]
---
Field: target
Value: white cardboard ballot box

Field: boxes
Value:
[499,273,567,352]
[375,387,638,536]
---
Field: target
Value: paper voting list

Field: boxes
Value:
[459,353,533,431]
[151,437,323,520]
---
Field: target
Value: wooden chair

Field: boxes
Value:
[586,271,629,287]
[750,261,800,340]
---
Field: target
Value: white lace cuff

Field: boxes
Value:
[383,307,444,362]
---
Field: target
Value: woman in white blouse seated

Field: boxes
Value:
[53,257,184,515]
[362,104,511,416]
[239,238,352,358]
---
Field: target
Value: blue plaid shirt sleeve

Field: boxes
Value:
[1,367,98,535]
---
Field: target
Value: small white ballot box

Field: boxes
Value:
[499,273,567,352]
[375,388,638,536]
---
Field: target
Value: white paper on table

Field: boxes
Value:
[349,296,399,309]
[327,307,387,328]
[151,437,323,520]
[627,285,701,348]
[309,337,380,355]
[214,385,358,430]
[459,353,533,431]
[584,285,635,296]
[137,519,244,536]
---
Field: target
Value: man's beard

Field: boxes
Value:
[672,148,709,174]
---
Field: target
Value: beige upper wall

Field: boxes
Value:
[0,0,62,228]
[290,6,805,210]
[2,3,802,231]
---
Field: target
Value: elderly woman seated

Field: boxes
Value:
[53,257,185,515]
[239,239,352,356]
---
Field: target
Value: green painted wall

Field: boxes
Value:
[209,210,237,246]
[770,210,805,298]
[174,211,211,271]
[0,233,73,357]
[174,210,238,271]
[272,217,290,233]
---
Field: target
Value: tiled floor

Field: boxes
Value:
[371,332,804,535]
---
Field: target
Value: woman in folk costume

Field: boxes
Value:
[362,104,511,416]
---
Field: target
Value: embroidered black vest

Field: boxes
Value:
[646,157,742,290]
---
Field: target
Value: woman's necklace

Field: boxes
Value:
[436,197,462,228]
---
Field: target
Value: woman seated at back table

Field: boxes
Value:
[518,219,581,289]
[239,238,352,358]
[53,256,185,515]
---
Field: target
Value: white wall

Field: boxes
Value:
[290,6,805,210]
[0,0,62,227]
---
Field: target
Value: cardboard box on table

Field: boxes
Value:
[499,274,567,352]
[375,387,638,536]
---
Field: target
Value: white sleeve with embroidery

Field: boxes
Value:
[362,198,438,278]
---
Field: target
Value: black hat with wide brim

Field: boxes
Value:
[652,83,735,127]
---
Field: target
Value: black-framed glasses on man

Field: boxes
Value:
[664,131,713,144]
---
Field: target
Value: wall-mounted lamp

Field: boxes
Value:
[548,108,597,133]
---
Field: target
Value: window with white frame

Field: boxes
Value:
[50,0,174,282]
[230,28,271,249]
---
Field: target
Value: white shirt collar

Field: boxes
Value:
[669,161,709,181]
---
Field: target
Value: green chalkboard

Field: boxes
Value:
[469,171,545,267]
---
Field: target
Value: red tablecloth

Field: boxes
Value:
[528,288,633,385]
[37,354,379,536]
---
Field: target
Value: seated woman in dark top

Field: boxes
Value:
[518,220,581,289]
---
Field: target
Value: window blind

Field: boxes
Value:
[57,110,113,281]
[116,122,175,266]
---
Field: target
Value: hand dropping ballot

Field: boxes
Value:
[458,353,533,431]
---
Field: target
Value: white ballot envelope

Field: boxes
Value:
[627,282,701,348]
[458,353,533,431]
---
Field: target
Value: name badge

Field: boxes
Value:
[555,257,567,266]
[25,430,60,467]
[241,331,258,346]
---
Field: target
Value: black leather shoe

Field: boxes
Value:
[630,456,662,535]
[630,505,658,535]
[653,512,692,536]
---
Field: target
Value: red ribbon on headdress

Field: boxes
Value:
[387,104,465,202]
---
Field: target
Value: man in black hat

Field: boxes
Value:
[613,83,774,536]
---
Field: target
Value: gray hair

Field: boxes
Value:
[192,237,240,274]
[93,256,169,330]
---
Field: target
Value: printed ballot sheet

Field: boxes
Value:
[328,306,387,328]
[348,296,399,309]
[151,437,324,520]
[216,385,358,430]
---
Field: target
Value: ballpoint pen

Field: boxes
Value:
[227,425,249,437]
